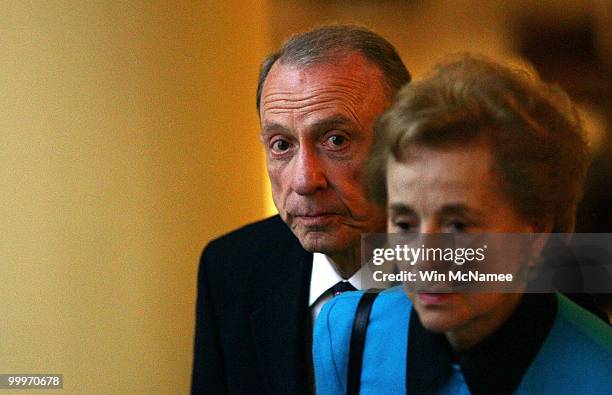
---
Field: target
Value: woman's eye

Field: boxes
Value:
[392,220,415,232]
[446,221,469,233]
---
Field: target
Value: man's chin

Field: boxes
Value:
[296,231,350,255]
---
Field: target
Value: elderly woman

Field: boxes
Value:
[313,55,612,395]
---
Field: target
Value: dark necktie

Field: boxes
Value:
[330,280,356,297]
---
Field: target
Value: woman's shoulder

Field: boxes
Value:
[555,293,612,348]
[546,293,612,365]
[313,286,412,394]
[521,293,612,393]
[315,286,411,336]
[319,286,409,318]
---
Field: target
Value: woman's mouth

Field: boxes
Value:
[417,292,458,305]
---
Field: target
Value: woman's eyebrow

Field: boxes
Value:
[388,203,415,216]
[439,204,484,217]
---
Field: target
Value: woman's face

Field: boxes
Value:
[386,142,536,350]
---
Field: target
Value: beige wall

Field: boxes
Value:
[267,0,551,81]
[1,1,269,393]
[2,1,609,393]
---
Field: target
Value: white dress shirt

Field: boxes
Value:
[309,253,394,321]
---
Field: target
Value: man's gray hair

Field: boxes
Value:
[256,24,411,112]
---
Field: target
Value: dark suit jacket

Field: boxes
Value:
[192,216,314,395]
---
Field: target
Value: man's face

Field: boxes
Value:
[259,55,389,255]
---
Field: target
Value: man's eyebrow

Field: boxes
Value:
[309,115,355,133]
[261,115,357,137]
[261,122,291,135]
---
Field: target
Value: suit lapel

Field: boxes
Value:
[249,237,313,394]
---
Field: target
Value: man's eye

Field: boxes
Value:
[324,134,349,150]
[329,135,345,145]
[271,139,291,152]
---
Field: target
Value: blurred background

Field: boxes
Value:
[1,1,609,393]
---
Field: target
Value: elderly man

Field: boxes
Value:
[191,25,410,394]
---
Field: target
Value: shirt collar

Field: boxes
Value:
[308,253,392,307]
[406,293,558,395]
[309,253,344,307]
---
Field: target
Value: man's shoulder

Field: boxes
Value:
[201,215,307,278]
[219,215,289,238]
[205,215,296,254]
[199,215,311,298]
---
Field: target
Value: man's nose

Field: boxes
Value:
[290,147,327,195]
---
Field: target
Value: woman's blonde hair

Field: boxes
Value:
[366,54,590,232]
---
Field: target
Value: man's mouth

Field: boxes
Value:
[293,213,340,227]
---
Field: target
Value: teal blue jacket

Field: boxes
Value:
[314,287,612,394]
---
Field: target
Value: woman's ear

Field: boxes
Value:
[528,233,550,266]
[525,217,553,265]
[540,220,554,234]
